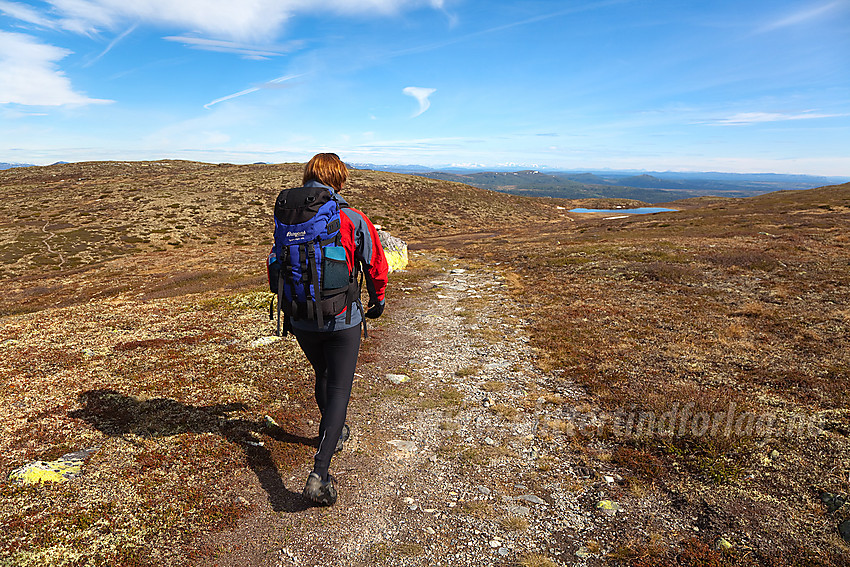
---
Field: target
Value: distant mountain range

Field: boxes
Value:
[394,169,849,204]
[5,160,847,203]
[0,162,35,170]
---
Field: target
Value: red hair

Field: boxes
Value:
[303,153,348,191]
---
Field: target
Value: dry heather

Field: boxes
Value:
[0,161,848,566]
[429,182,850,566]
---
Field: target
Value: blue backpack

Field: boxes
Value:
[267,185,360,334]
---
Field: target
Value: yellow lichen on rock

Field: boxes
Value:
[8,447,97,485]
[9,459,83,484]
[378,230,408,272]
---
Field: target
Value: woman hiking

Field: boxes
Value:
[270,153,388,506]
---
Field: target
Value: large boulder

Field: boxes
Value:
[378,230,408,272]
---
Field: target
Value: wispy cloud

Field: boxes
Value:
[34,0,290,41]
[392,0,632,57]
[705,111,848,126]
[164,36,303,60]
[756,0,848,33]
[0,31,113,106]
[204,73,304,109]
[403,86,436,117]
[4,1,449,42]
[85,24,138,67]
[0,1,58,29]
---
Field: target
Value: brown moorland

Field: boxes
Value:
[0,161,848,566]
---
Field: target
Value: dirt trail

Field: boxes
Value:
[41,221,66,268]
[203,251,608,567]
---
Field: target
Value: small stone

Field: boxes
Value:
[234,496,250,506]
[408,504,418,511]
[386,373,410,384]
[596,500,620,516]
[518,494,545,505]
[387,440,418,452]
[403,497,415,505]
[477,485,492,496]
[249,336,281,348]
[508,505,530,516]
[604,475,615,484]
[429,455,438,463]
[715,538,733,551]
[498,547,509,556]
[425,527,436,535]
[769,449,780,460]
[484,437,496,446]
[489,540,502,548]
[575,547,592,558]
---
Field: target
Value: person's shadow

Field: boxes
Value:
[69,389,317,512]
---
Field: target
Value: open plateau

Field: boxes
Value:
[0,160,848,567]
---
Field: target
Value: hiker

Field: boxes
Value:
[269,153,388,506]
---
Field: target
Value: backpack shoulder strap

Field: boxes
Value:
[331,193,350,210]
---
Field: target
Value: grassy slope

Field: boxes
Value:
[0,162,848,566]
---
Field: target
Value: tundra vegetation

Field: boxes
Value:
[0,161,848,566]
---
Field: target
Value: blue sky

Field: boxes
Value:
[1,0,849,175]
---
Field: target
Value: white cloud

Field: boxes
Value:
[7,0,448,42]
[403,86,436,117]
[0,31,113,106]
[708,111,848,126]
[0,1,58,29]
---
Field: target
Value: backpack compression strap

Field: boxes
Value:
[276,267,284,336]
[307,245,323,328]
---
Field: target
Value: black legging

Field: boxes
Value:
[293,325,361,480]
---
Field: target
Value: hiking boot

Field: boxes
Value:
[335,423,350,453]
[303,472,337,506]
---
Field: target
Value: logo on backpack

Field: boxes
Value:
[268,184,360,334]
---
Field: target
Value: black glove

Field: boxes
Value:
[365,299,384,319]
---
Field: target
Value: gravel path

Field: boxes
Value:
[206,251,624,567]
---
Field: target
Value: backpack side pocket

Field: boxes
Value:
[267,250,281,294]
[322,245,349,290]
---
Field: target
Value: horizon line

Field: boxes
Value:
[1,158,848,180]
